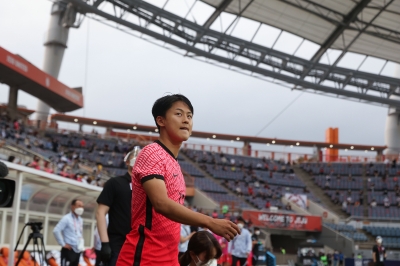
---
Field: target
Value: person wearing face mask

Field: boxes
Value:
[372,236,386,266]
[251,227,262,265]
[53,199,85,266]
[96,149,137,266]
[179,231,222,266]
[228,217,252,266]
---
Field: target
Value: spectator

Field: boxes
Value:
[212,210,218,219]
[371,199,377,207]
[383,197,390,208]
[178,223,195,259]
[228,217,252,266]
[359,190,364,205]
[179,231,221,266]
[79,138,86,148]
[265,201,271,209]
[53,199,85,266]
[285,203,292,211]
[342,200,347,211]
[251,228,262,266]
[333,250,339,266]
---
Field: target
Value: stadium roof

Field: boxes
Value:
[67,0,400,108]
[0,46,84,112]
[51,113,386,152]
[201,0,400,63]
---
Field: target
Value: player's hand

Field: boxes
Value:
[63,244,72,250]
[208,218,240,241]
[100,242,112,262]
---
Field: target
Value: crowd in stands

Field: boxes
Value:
[302,162,400,218]
[182,149,317,211]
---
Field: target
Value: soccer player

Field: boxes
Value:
[117,94,240,266]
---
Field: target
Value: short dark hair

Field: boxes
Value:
[237,216,245,223]
[71,199,80,206]
[152,94,194,130]
[179,231,222,266]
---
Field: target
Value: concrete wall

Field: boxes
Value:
[317,224,355,258]
[282,197,311,215]
[190,189,219,210]
[308,199,340,224]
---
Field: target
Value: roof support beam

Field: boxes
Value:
[202,0,233,29]
[309,0,371,64]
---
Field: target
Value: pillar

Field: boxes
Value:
[36,1,73,126]
[243,141,251,156]
[384,65,400,159]
[7,86,18,120]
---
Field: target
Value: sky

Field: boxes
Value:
[0,0,399,157]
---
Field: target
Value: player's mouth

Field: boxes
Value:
[180,127,189,132]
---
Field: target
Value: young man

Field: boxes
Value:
[228,217,252,266]
[117,94,240,266]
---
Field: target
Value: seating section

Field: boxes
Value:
[183,149,319,210]
[301,162,363,175]
[325,223,367,242]
[363,226,400,248]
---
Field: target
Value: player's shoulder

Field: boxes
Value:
[138,142,168,160]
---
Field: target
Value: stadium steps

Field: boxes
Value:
[292,165,348,219]
[362,173,369,217]
[179,152,258,209]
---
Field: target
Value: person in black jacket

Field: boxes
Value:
[95,148,139,266]
[372,236,386,266]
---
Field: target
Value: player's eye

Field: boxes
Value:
[176,113,182,116]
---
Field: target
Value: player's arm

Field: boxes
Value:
[180,232,195,243]
[96,204,110,242]
[143,178,240,241]
[372,251,376,262]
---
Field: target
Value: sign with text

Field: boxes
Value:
[242,210,322,232]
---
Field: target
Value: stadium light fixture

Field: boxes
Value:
[345,149,348,151]
[127,129,130,132]
[207,138,210,141]
[371,147,374,150]
[290,145,293,148]
[236,137,240,141]
[155,129,159,132]
[272,140,276,144]
[365,150,368,153]
[296,142,300,146]
[212,135,216,139]
[74,118,78,122]
[266,143,270,146]
[93,121,97,125]
[231,140,234,143]
[149,131,152,135]
[329,144,333,148]
[133,126,137,130]
[350,146,354,149]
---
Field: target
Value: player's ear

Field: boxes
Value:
[156,116,166,128]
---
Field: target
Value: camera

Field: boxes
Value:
[27,222,43,233]
[0,161,15,208]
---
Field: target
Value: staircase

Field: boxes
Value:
[179,152,257,209]
[292,165,348,219]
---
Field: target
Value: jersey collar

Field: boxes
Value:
[155,140,177,161]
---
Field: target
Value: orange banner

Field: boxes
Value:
[0,46,83,107]
[242,210,322,232]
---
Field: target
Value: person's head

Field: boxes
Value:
[152,94,194,143]
[179,231,221,266]
[376,236,383,245]
[254,227,260,235]
[71,199,84,216]
[236,216,245,229]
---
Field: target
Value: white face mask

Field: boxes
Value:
[74,207,84,216]
[237,223,244,229]
[255,231,260,235]
[194,256,217,266]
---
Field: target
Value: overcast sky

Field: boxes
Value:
[0,0,399,157]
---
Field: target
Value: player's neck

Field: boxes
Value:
[158,135,181,158]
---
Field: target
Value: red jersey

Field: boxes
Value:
[117,141,186,266]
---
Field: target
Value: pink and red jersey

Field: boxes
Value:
[117,141,186,266]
